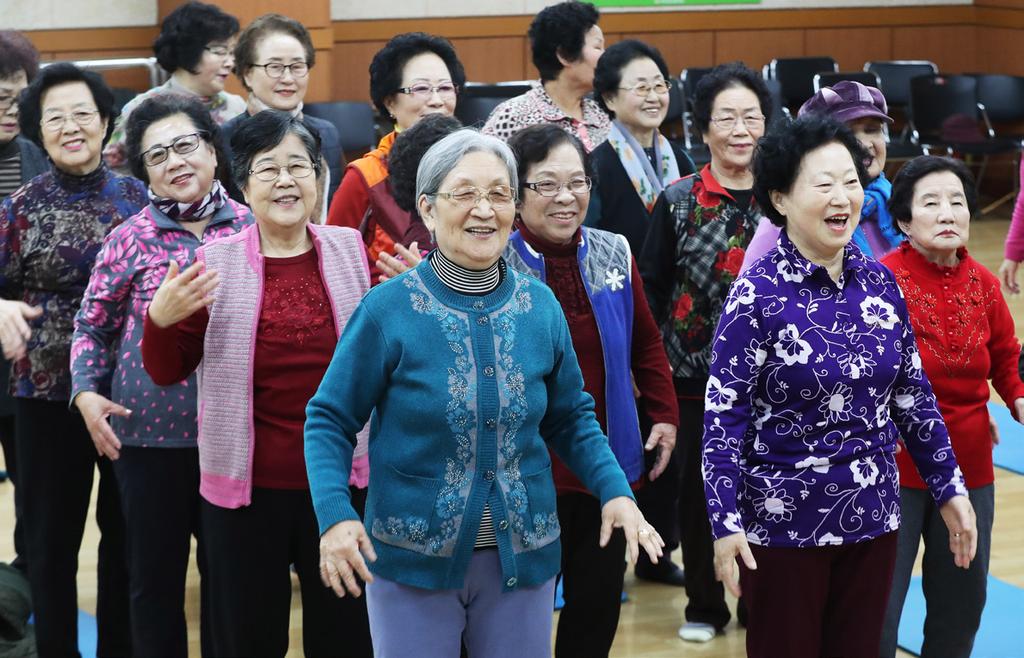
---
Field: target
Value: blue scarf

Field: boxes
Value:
[851,172,903,257]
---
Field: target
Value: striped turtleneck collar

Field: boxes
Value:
[428,249,505,296]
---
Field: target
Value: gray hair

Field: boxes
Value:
[415,129,518,203]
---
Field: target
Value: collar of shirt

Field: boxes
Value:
[895,240,969,284]
[530,83,605,129]
[777,228,871,285]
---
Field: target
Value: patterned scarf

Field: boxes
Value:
[607,121,681,213]
[852,172,902,256]
[148,179,229,223]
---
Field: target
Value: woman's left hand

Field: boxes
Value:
[938,494,977,569]
[376,241,422,282]
[600,496,664,564]
[1013,398,1024,427]
[645,422,676,480]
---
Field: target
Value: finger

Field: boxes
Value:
[991,422,1001,445]
[319,561,332,589]
[375,253,401,279]
[719,558,742,598]
[357,530,378,564]
[644,431,658,451]
[177,261,206,282]
[347,550,374,587]
[337,560,363,597]
[649,445,671,480]
[326,563,347,598]
[12,309,32,341]
[598,513,613,548]
[106,402,132,418]
[738,541,758,571]
[625,528,639,564]
[394,242,421,266]
[17,302,43,320]
[162,259,180,283]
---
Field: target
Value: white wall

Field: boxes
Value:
[1,0,158,30]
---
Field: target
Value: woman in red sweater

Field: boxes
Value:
[880,155,1024,658]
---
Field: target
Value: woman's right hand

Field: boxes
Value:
[713,531,757,598]
[319,519,377,598]
[938,494,977,569]
[148,260,219,329]
[0,299,42,360]
[376,241,422,282]
[999,259,1020,295]
[74,391,131,460]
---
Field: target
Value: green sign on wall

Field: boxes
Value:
[592,0,759,5]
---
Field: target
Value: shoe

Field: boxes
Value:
[678,622,716,643]
[634,558,685,587]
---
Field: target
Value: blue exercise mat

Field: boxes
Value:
[988,402,1024,476]
[27,609,96,657]
[897,575,1024,657]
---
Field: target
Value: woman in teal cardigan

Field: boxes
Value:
[304,129,663,658]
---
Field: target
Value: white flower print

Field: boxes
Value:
[725,278,756,313]
[875,404,889,428]
[950,466,968,495]
[777,258,805,283]
[850,457,880,489]
[723,512,743,534]
[604,267,625,291]
[755,488,794,522]
[754,348,767,367]
[774,324,813,365]
[860,296,899,330]
[911,350,922,372]
[817,532,844,546]
[819,382,853,423]
[885,512,899,532]
[752,398,773,431]
[706,376,738,412]
[794,455,832,474]
[746,524,769,545]
[838,344,876,380]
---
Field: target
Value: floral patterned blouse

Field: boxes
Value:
[0,164,147,401]
[702,231,967,548]
[638,164,760,397]
[70,200,252,447]
[481,82,611,152]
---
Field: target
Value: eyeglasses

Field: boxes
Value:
[710,114,766,131]
[0,95,17,116]
[251,62,310,79]
[619,80,670,97]
[249,160,319,182]
[398,83,458,99]
[40,109,100,133]
[524,177,592,197]
[140,132,208,167]
[204,45,234,59]
[434,185,515,208]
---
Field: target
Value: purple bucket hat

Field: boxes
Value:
[798,80,893,124]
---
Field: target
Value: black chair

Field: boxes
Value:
[813,71,881,93]
[767,56,838,110]
[303,101,378,157]
[971,74,1024,127]
[680,67,713,149]
[660,77,686,141]
[455,82,532,128]
[864,60,938,111]
[764,78,792,133]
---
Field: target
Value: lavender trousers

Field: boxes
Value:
[365,548,557,657]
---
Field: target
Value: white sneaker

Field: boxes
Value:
[678,622,716,643]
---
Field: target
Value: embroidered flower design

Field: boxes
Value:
[723,512,744,534]
[838,344,876,380]
[715,246,745,281]
[860,296,899,330]
[774,324,813,365]
[777,258,805,283]
[752,397,773,431]
[755,488,794,521]
[673,293,694,322]
[705,375,738,412]
[725,278,756,313]
[746,524,769,545]
[850,457,880,489]
[604,267,625,291]
[819,382,853,423]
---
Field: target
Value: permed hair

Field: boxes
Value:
[888,155,978,231]
[693,61,773,136]
[593,39,670,118]
[389,114,463,212]
[752,114,870,228]
[368,32,466,116]
[233,14,315,93]
[153,1,240,75]
[18,62,117,148]
[506,123,593,199]
[230,110,321,192]
[0,31,40,82]
[528,1,601,82]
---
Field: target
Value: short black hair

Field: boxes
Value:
[18,62,117,148]
[529,1,600,82]
[753,114,869,228]
[0,31,40,82]
[693,62,772,135]
[233,14,316,92]
[230,110,321,191]
[389,114,463,212]
[153,1,240,75]
[125,94,228,186]
[593,39,669,118]
[506,124,593,199]
[368,32,466,116]
[888,155,977,231]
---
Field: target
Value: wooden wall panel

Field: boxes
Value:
[891,25,978,72]
[976,0,1024,8]
[331,40,387,102]
[450,37,529,84]
[976,27,1024,76]
[620,31,715,74]
[803,27,892,72]
[714,29,804,71]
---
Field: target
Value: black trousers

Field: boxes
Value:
[15,398,130,658]
[112,445,207,657]
[0,413,26,570]
[554,492,627,658]
[200,486,373,657]
[677,397,731,629]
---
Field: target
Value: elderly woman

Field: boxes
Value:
[70,94,252,655]
[141,111,372,656]
[878,156,1024,658]
[741,80,903,271]
[0,29,45,575]
[220,13,345,211]
[637,60,770,643]
[104,1,245,172]
[705,115,976,658]
[305,128,663,658]
[483,1,608,151]
[0,62,146,656]
[587,39,695,254]
[327,32,465,280]
[505,124,678,657]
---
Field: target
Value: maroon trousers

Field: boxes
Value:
[739,531,899,658]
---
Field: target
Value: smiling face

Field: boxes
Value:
[243,132,319,230]
[603,57,668,142]
[703,84,765,173]
[899,170,971,260]
[0,70,28,144]
[141,113,217,204]
[848,117,887,180]
[383,52,456,131]
[519,142,589,246]
[39,81,109,176]
[243,32,309,112]
[418,150,515,270]
[771,141,865,264]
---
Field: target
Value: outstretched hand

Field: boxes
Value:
[148,260,219,329]
[319,520,377,597]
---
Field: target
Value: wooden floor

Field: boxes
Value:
[1,217,1023,657]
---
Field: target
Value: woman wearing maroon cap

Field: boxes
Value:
[740,80,904,270]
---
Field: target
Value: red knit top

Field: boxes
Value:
[883,242,1024,489]
[517,224,678,495]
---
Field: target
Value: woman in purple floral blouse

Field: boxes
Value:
[71,94,251,656]
[705,115,976,658]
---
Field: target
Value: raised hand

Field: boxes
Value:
[148,260,219,329]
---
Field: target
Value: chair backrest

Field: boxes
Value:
[303,101,378,154]
[680,67,714,109]
[813,71,881,93]
[972,74,1024,123]
[864,60,938,108]
[664,77,684,124]
[455,83,532,128]
[768,56,838,107]
[764,78,792,131]
[908,74,978,140]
